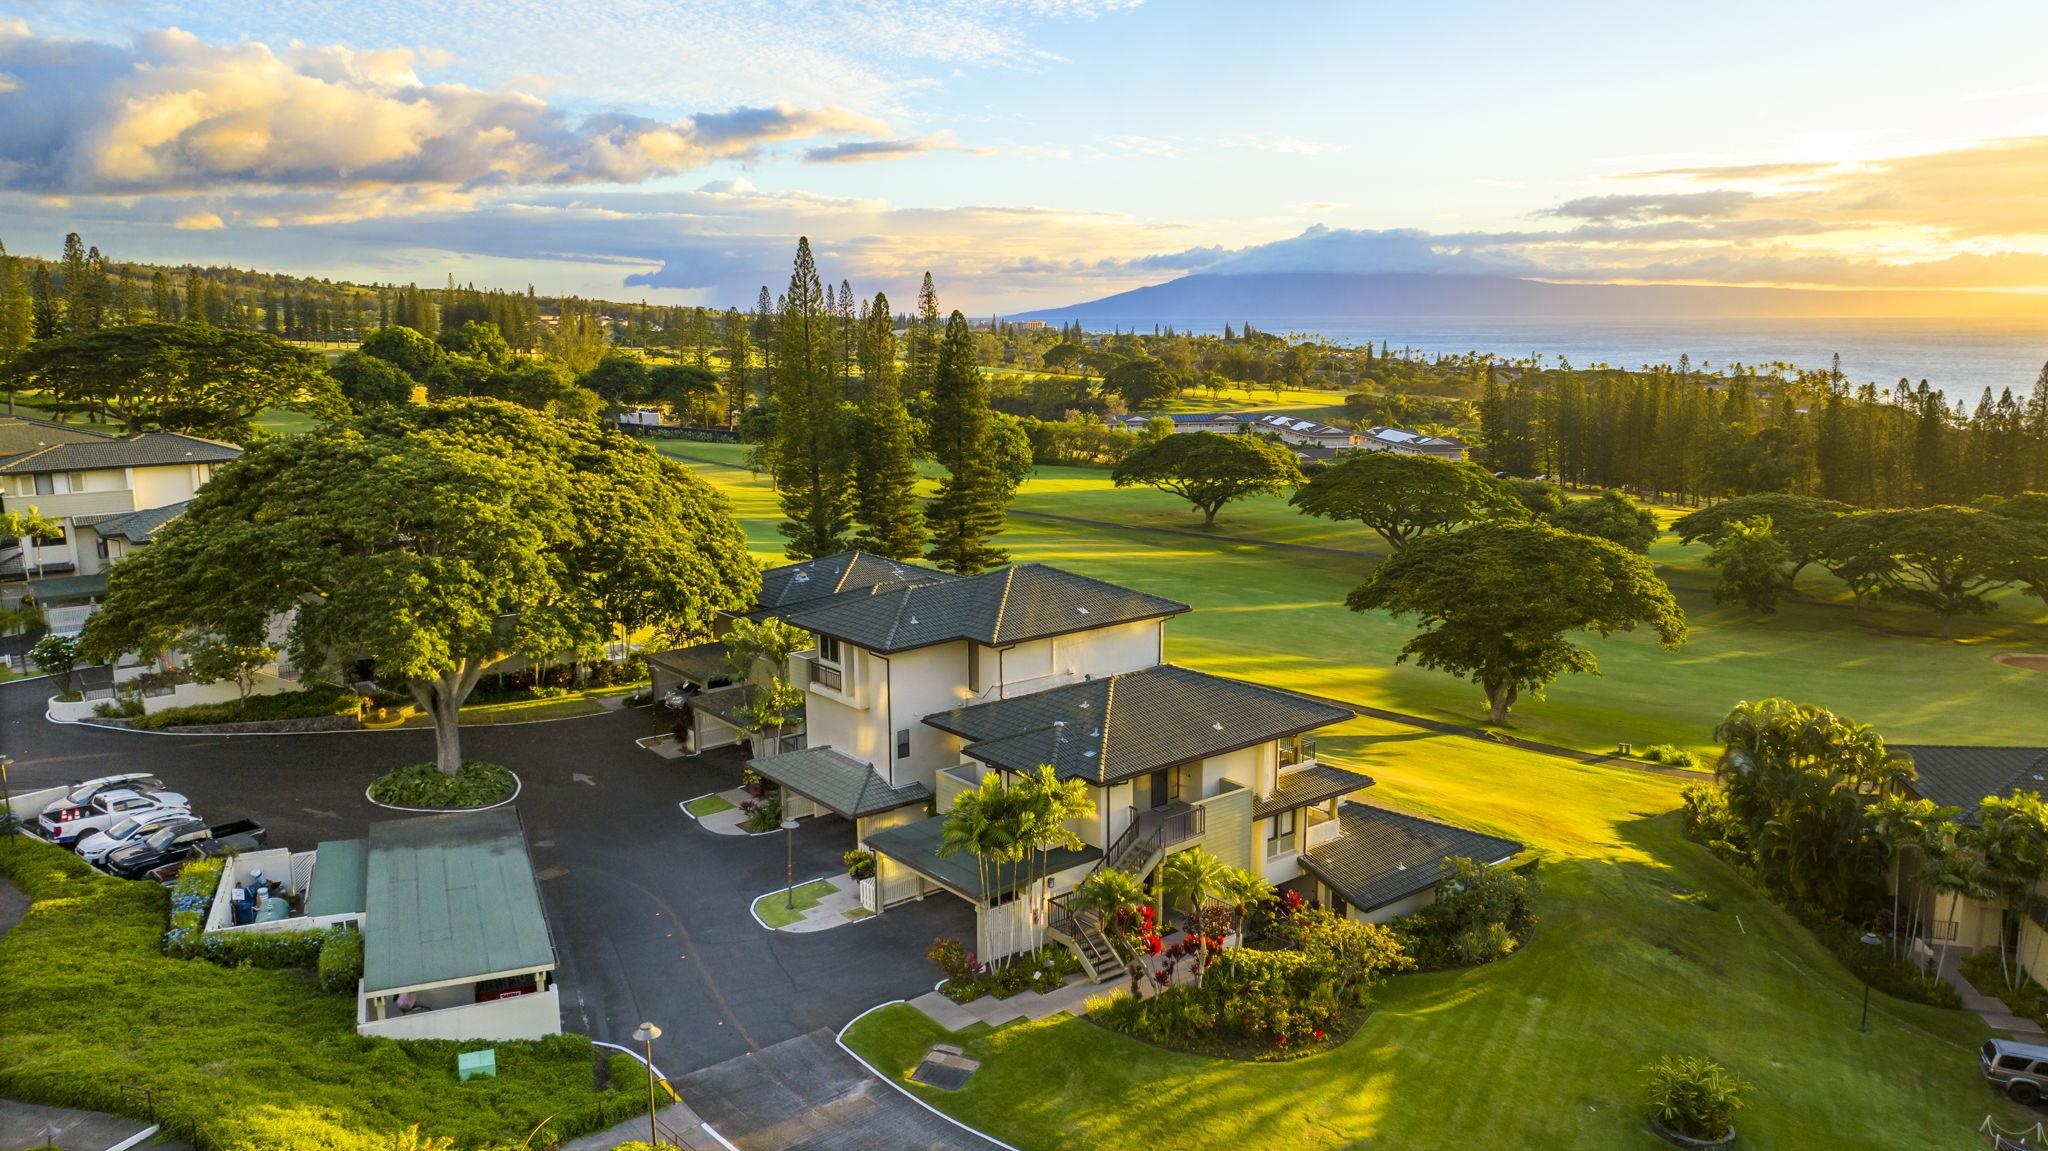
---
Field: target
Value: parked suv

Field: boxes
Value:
[1981,1038,2048,1103]
[75,809,199,865]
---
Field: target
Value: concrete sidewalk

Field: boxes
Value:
[909,975,1115,1031]
[0,1098,185,1151]
[554,1098,730,1151]
[1940,959,2046,1037]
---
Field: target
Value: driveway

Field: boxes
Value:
[0,677,974,1081]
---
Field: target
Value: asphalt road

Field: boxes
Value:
[0,676,972,1076]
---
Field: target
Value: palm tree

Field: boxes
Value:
[1928,837,1989,983]
[1978,793,2048,990]
[1160,847,1226,985]
[938,774,1021,962]
[1,507,60,580]
[1871,795,1951,958]
[1072,867,1153,994]
[1211,865,1272,975]
[1012,765,1091,941]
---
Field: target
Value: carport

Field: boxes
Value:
[865,815,1101,958]
[748,745,931,852]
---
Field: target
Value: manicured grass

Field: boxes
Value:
[845,719,2026,1150]
[683,793,737,818]
[366,760,517,809]
[664,440,2048,757]
[396,687,623,728]
[0,837,635,1150]
[753,879,838,928]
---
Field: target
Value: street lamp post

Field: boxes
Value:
[1858,931,1884,1032]
[782,814,801,909]
[630,1022,662,1148]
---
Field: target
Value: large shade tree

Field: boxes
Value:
[1349,522,1687,723]
[1291,451,1525,551]
[2,322,343,440]
[1112,432,1302,527]
[1817,505,2048,639]
[80,399,758,774]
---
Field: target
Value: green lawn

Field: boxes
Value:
[753,879,839,928]
[661,440,2048,757]
[844,718,2026,1150]
[683,792,737,818]
[397,684,633,728]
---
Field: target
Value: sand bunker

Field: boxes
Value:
[1992,652,2048,676]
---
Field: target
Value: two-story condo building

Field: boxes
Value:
[679,550,1520,976]
[0,419,241,634]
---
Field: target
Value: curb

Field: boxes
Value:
[746,873,850,932]
[589,1040,740,1151]
[834,1001,1021,1151]
[364,770,523,814]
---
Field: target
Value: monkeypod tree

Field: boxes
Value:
[1349,522,1687,724]
[82,399,757,774]
[1291,451,1525,551]
[1112,431,1302,527]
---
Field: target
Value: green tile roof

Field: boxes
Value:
[866,815,1101,901]
[1298,803,1522,914]
[0,416,113,459]
[74,501,190,544]
[751,550,954,617]
[1897,745,2048,823]
[26,571,107,601]
[749,745,932,819]
[306,838,368,918]
[646,641,733,686]
[0,432,240,474]
[1253,762,1376,819]
[361,810,555,994]
[776,562,1188,655]
[925,664,1353,785]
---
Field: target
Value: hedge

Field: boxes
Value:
[0,836,637,1149]
[318,925,364,995]
[367,761,517,809]
[132,682,360,730]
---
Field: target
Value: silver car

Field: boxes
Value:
[1982,1038,2048,1104]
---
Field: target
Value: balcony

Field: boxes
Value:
[1304,806,1341,850]
[809,659,843,692]
[1278,737,1318,770]
[1136,801,1205,849]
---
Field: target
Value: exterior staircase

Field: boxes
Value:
[1047,902,1122,983]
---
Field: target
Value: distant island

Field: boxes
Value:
[1012,272,2048,325]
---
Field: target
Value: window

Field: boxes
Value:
[95,536,110,561]
[1269,810,1297,839]
[33,474,54,496]
[2000,1054,2034,1071]
[817,635,842,665]
[68,472,90,493]
[896,729,911,760]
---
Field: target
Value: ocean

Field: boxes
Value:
[1136,316,2048,398]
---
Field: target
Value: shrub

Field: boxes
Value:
[843,850,876,881]
[367,761,517,809]
[1642,1055,1750,1140]
[1389,856,1536,971]
[739,793,783,832]
[942,947,1083,1002]
[928,937,977,983]
[91,697,146,719]
[1640,744,1697,767]
[200,927,327,969]
[1811,918,1959,1008]
[316,925,364,994]
[133,682,360,730]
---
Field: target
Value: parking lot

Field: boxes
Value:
[0,676,972,1076]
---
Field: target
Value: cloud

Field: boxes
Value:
[1219,134,1348,156]
[1539,190,1758,222]
[0,24,908,217]
[803,133,962,165]
[173,211,224,230]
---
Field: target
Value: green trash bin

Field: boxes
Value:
[458,1048,497,1081]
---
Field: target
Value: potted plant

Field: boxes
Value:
[845,849,878,910]
[1642,1055,1750,1148]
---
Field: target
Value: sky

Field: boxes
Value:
[3,0,2048,312]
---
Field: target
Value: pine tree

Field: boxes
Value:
[59,233,90,332]
[0,240,31,360]
[925,311,1011,574]
[30,265,59,338]
[768,238,854,559]
[906,272,941,396]
[850,292,925,559]
[723,307,754,409]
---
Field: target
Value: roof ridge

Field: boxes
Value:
[1095,676,1117,781]
[989,566,1017,644]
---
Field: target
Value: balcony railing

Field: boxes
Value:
[1279,738,1318,769]
[807,658,843,692]
[1304,806,1340,850]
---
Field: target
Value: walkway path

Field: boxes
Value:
[1940,962,2046,1038]
[908,976,1110,1032]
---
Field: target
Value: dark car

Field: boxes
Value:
[103,818,265,880]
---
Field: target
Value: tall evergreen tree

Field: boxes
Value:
[768,238,855,559]
[29,266,59,339]
[850,292,925,559]
[0,241,31,360]
[925,311,1011,573]
[906,272,941,396]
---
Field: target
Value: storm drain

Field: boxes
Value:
[908,1044,979,1091]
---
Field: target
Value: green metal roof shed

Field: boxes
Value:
[305,838,368,918]
[361,809,556,995]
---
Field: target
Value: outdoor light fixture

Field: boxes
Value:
[1858,931,1884,1032]
[630,1021,662,1148]
[783,815,801,909]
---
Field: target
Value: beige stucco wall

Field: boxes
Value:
[1350,888,1434,925]
[1196,782,1252,871]
[130,463,210,510]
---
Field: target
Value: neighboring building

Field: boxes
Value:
[691,550,1520,972]
[0,424,240,633]
[353,809,560,1042]
[1246,414,1358,449]
[1893,745,2048,978]
[1103,411,1365,451]
[1105,412,1246,436]
[1362,426,1468,462]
